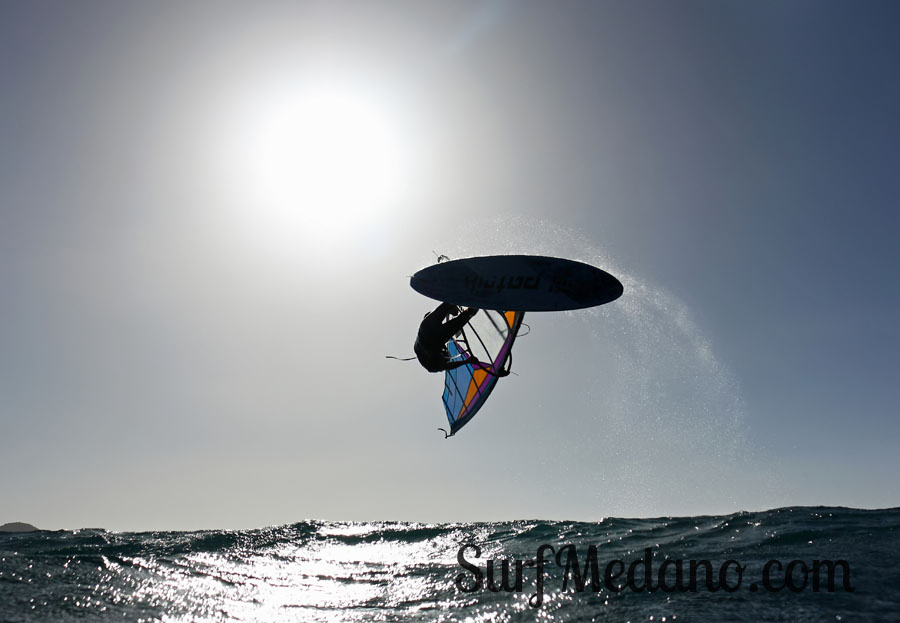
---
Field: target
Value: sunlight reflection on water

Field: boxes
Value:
[95,522,480,622]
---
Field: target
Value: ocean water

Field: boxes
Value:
[1,507,897,622]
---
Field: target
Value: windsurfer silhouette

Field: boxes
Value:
[414,303,479,373]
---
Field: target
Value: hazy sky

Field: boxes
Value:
[2,1,897,531]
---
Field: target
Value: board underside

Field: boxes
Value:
[410,255,623,311]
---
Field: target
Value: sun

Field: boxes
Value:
[257,86,407,224]
[213,77,414,263]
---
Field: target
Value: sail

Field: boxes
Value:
[442,309,525,436]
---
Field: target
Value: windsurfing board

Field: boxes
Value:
[410,255,623,311]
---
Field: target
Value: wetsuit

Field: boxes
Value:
[414,303,479,372]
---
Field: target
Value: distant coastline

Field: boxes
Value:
[0,522,39,532]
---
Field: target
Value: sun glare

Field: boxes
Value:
[215,77,413,264]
